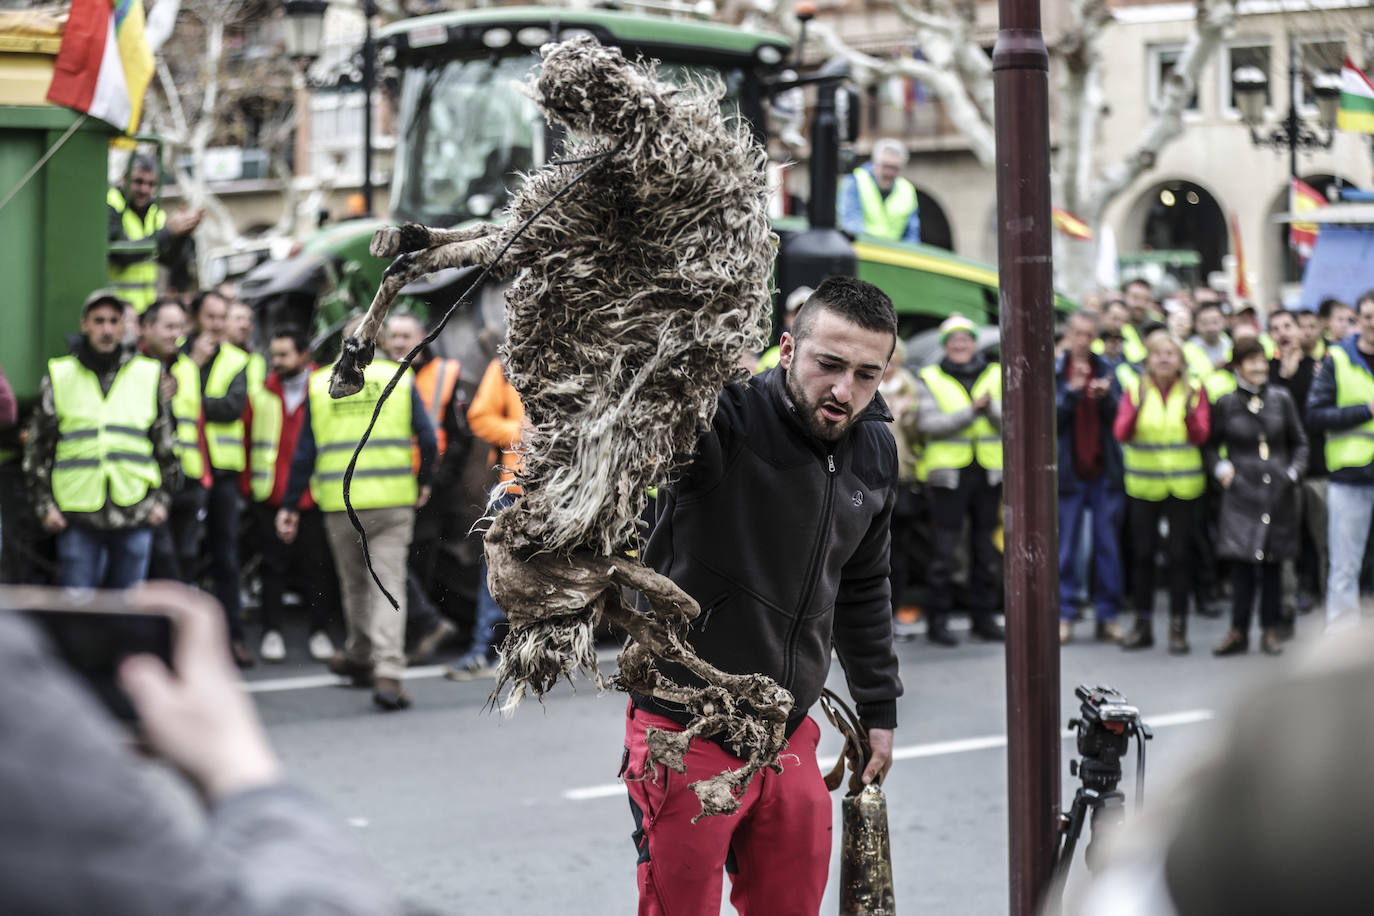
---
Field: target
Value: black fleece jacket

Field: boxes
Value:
[635,366,904,736]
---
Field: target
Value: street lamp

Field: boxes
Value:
[282,0,377,217]
[1231,40,1341,180]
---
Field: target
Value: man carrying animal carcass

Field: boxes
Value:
[624,276,903,915]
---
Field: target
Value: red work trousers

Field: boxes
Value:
[623,702,832,916]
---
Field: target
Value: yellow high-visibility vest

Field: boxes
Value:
[1121,382,1204,501]
[918,363,1002,472]
[307,360,417,512]
[248,387,282,502]
[1325,346,1374,472]
[203,344,249,472]
[48,355,162,512]
[852,168,918,241]
[107,188,165,314]
[168,354,203,481]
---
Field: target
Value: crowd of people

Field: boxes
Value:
[881,278,1374,658]
[0,278,522,713]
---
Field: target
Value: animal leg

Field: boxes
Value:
[370,221,498,259]
[329,236,506,398]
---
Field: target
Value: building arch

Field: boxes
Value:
[1119,178,1229,298]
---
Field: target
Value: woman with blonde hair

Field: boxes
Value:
[1114,330,1212,652]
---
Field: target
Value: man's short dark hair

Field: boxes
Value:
[1104,298,1130,315]
[140,297,185,327]
[1140,320,1167,338]
[1318,298,1349,320]
[1069,309,1099,329]
[271,324,311,355]
[131,154,158,175]
[190,289,226,317]
[1195,301,1224,320]
[1125,278,1153,297]
[791,276,897,350]
[1268,308,1298,326]
[1358,291,1374,314]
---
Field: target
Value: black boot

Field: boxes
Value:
[1168,614,1189,655]
[1121,617,1154,650]
[970,614,1006,642]
[926,616,958,647]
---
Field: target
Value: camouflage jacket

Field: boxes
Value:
[24,344,180,529]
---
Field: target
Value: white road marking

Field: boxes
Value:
[560,708,1214,802]
[242,649,623,694]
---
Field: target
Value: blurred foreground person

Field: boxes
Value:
[0,583,400,915]
[1066,627,1374,916]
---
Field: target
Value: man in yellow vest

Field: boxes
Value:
[1184,302,1232,379]
[276,327,438,711]
[107,156,202,314]
[22,291,180,588]
[245,326,339,664]
[838,138,920,243]
[226,299,267,393]
[138,298,211,583]
[382,312,463,663]
[1306,291,1374,633]
[914,314,1006,646]
[1094,299,1148,365]
[184,289,254,666]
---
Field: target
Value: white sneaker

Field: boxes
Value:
[308,630,335,662]
[260,630,286,663]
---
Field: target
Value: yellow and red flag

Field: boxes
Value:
[1052,207,1093,240]
[46,0,154,134]
[1290,179,1325,262]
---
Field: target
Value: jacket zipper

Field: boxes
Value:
[782,447,838,688]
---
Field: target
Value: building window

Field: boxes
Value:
[1298,38,1345,112]
[1221,42,1271,116]
[1148,45,1199,112]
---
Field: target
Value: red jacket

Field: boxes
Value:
[242,366,317,509]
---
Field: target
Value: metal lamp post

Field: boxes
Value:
[1232,40,1342,180]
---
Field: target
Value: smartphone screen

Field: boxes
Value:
[21,609,173,722]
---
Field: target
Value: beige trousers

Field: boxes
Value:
[324,507,413,680]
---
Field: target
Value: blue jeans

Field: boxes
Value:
[1058,478,1123,621]
[1326,481,1374,632]
[470,490,516,659]
[57,524,154,589]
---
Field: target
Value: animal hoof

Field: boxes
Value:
[329,336,375,398]
[370,226,403,258]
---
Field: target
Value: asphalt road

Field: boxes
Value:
[246,610,1324,915]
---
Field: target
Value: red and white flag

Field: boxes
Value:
[46,0,154,134]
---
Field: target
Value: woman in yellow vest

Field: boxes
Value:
[1114,330,1212,652]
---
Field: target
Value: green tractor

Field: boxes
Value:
[239,6,1069,376]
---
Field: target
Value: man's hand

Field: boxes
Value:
[42,506,66,534]
[1279,347,1302,379]
[1087,377,1111,399]
[971,393,991,412]
[158,373,178,403]
[167,208,203,236]
[416,485,431,508]
[862,728,894,785]
[1067,359,1089,392]
[189,332,217,368]
[147,503,168,527]
[275,508,299,544]
[119,583,282,801]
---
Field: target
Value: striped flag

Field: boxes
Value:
[1338,55,1374,135]
[1052,207,1093,240]
[46,0,154,134]
[1290,179,1325,262]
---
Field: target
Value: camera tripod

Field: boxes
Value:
[1054,686,1154,895]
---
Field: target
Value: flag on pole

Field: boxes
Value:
[1290,178,1325,262]
[1338,55,1374,135]
[1230,212,1251,301]
[46,0,154,134]
[1052,207,1094,240]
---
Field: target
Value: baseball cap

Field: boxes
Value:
[81,288,131,315]
[938,314,978,344]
